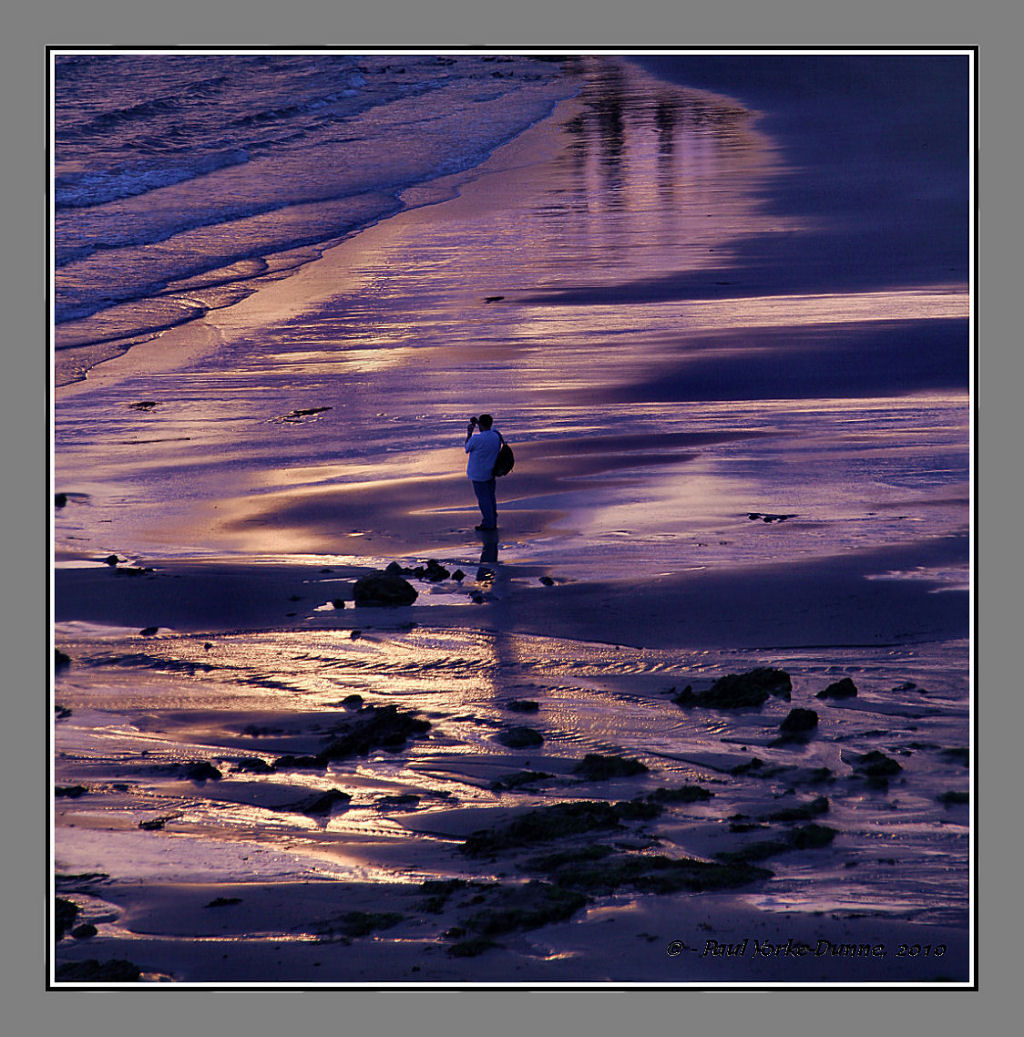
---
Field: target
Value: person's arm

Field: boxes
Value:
[465,417,477,445]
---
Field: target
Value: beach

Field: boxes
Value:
[52,52,972,986]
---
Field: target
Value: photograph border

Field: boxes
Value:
[46,41,978,994]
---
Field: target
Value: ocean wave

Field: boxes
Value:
[228,73,376,130]
[52,54,576,347]
[57,74,232,140]
[55,149,251,209]
[54,296,211,351]
[53,190,404,330]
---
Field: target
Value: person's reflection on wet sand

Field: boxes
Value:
[477,527,499,582]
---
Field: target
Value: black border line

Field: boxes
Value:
[47,43,979,993]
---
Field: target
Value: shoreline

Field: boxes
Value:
[54,84,587,398]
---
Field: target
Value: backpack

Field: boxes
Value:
[493,431,515,477]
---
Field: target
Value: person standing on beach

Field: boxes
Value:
[465,413,502,531]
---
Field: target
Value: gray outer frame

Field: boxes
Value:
[8,0,1014,1034]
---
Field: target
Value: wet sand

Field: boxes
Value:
[53,58,971,986]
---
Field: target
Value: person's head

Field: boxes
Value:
[478,414,493,430]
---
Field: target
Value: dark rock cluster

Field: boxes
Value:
[273,704,431,771]
[55,897,79,940]
[55,785,89,798]
[673,667,792,710]
[353,571,418,607]
[374,793,420,812]
[180,761,222,782]
[849,750,903,786]
[505,699,539,713]
[779,707,819,734]
[571,754,648,781]
[816,677,859,699]
[286,789,352,817]
[497,726,544,749]
[490,770,555,792]
[55,959,142,982]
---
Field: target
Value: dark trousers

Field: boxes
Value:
[472,478,497,528]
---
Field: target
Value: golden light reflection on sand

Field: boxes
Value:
[257,345,426,375]
[54,623,970,940]
[508,288,969,348]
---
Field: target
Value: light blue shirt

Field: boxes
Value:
[465,429,501,481]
